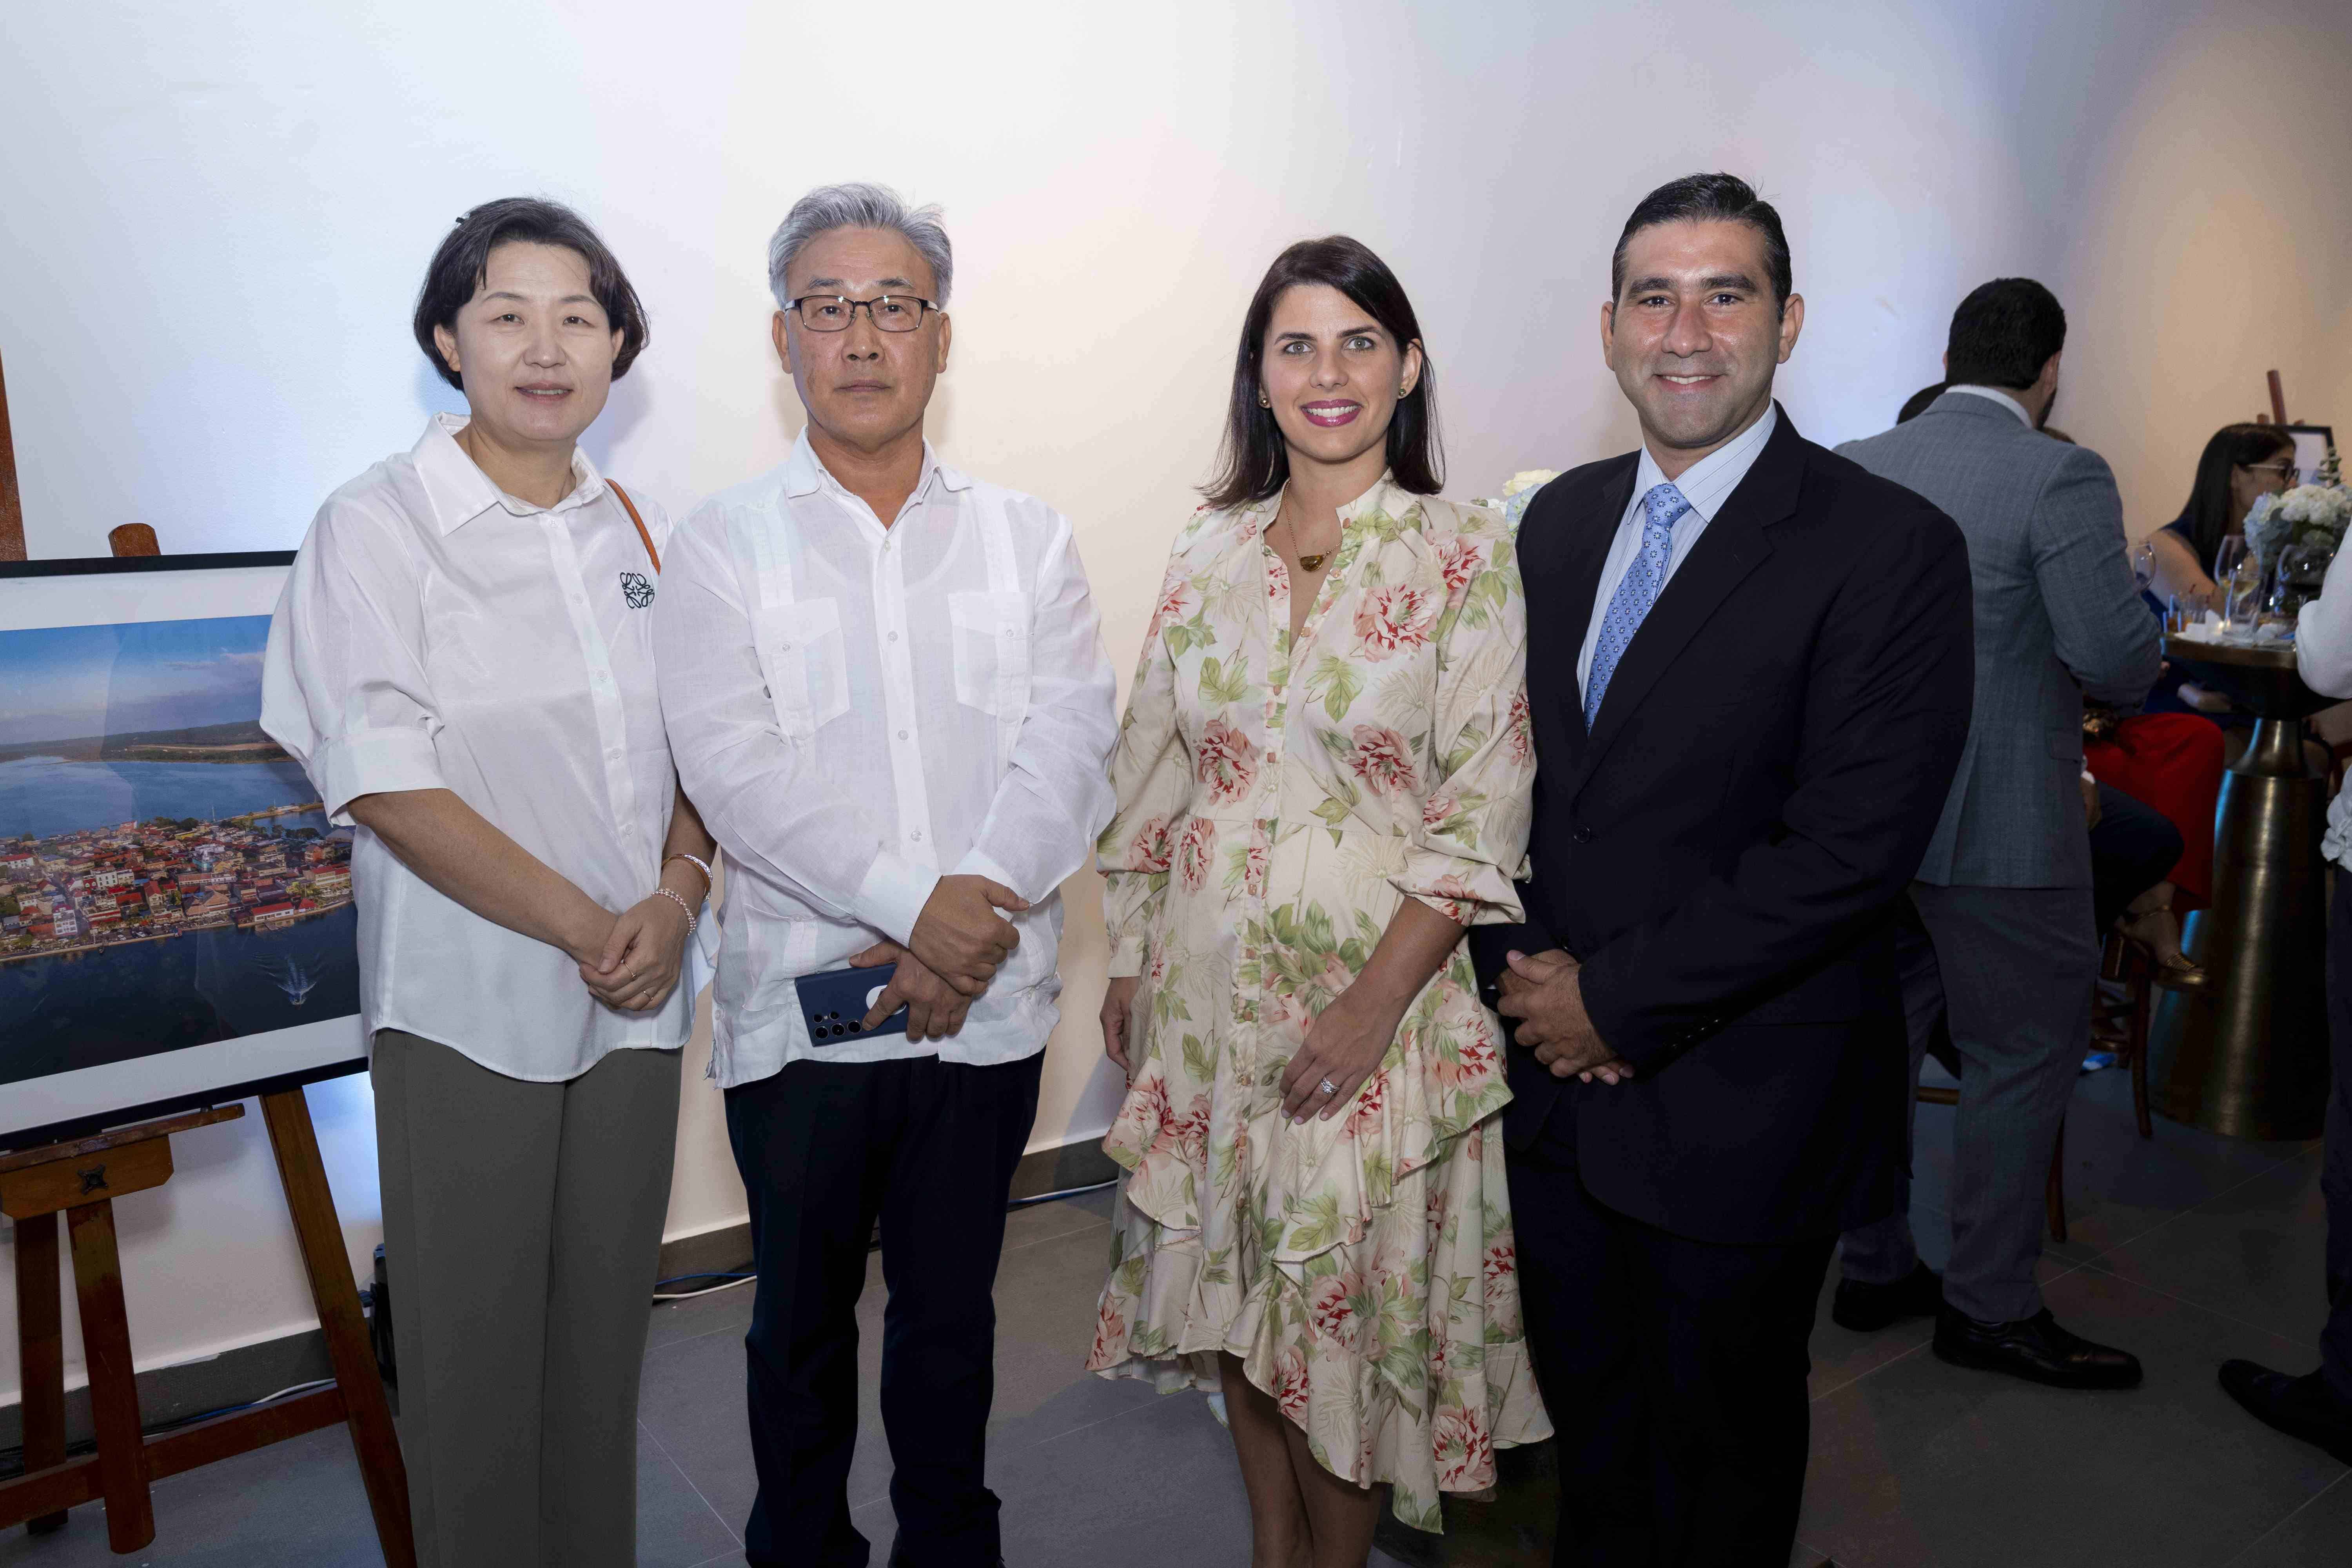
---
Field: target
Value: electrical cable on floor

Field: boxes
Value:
[1005,1176,1117,1211]
[652,1272,756,1302]
[203,1378,339,1417]
[649,1177,1120,1303]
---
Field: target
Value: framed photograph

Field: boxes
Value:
[0,552,366,1148]
[2286,423,2336,485]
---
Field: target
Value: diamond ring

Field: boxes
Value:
[1317,1077,1338,1096]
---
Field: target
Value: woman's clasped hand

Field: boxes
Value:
[577,887,694,1013]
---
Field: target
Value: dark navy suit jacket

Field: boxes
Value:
[1471,407,1974,1243]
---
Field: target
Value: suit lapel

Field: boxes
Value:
[1534,460,1634,773]
[1575,413,1806,788]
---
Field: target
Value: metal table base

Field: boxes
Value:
[2147,639,2334,1140]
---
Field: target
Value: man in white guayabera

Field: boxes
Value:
[652,183,1118,1568]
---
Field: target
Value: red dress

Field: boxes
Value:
[2084,713,2226,907]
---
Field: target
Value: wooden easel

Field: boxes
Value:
[0,343,145,564]
[0,517,414,1561]
[3,1098,412,1562]
[0,344,25,562]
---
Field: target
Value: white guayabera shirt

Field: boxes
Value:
[655,432,1119,1086]
[261,414,693,1080]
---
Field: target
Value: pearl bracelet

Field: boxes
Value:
[652,885,697,935]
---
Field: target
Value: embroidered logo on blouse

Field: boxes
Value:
[620,571,655,610]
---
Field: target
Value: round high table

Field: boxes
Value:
[2145,636,2333,1140]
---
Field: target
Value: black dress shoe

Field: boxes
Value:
[1932,1306,2143,1389]
[2220,1360,2352,1465]
[1832,1262,1944,1332]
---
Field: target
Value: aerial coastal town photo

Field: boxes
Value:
[0,797,352,958]
[0,612,361,1086]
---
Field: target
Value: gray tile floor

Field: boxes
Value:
[1,1065,2340,1566]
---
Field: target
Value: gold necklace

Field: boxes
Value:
[1277,504,1336,573]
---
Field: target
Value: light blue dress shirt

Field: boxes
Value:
[1576,405,1779,690]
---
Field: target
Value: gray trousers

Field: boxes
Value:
[1840,883,2095,1322]
[373,1030,683,1568]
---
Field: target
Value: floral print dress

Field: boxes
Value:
[1086,475,1551,1530]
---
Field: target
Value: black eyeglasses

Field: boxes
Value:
[787,294,940,333]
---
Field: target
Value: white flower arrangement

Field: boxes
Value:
[2246,445,2350,616]
[2246,481,2351,571]
[1470,469,1562,528]
[2244,493,2291,567]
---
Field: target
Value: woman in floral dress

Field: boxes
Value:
[1088,236,1549,1565]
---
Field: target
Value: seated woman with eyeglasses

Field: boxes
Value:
[2146,423,2298,604]
[2076,425,2296,980]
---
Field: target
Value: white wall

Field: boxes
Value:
[2036,2,2352,535]
[4,0,2349,1400]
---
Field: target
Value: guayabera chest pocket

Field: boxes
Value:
[752,599,851,739]
[949,591,1030,719]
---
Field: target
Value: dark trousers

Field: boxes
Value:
[2323,873,2352,1401]
[2090,783,2184,933]
[1509,1112,1836,1566]
[725,1051,1044,1568]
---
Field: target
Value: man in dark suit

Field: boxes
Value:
[1474,174,1974,1564]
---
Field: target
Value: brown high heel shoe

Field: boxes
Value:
[2118,903,2207,990]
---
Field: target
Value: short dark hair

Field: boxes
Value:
[2178,423,2296,566]
[1202,236,1442,510]
[1944,278,2065,391]
[1898,382,1948,423]
[412,197,649,392]
[1610,173,1793,313]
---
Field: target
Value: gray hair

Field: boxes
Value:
[766,182,953,310]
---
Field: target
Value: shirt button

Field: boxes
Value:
[898,729,909,740]
[911,829,924,842]
[888,631,899,642]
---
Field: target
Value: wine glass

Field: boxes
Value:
[2225,553,2267,636]
[2129,539,2156,593]
[2212,534,2248,587]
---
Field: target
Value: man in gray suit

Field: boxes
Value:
[1833,278,2160,1388]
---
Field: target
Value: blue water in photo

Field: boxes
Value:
[0,756,329,840]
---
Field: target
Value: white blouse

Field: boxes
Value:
[654,432,1118,1087]
[261,414,693,1080]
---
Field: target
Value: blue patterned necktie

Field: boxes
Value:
[1584,481,1693,728]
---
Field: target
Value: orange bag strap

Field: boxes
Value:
[609,481,658,573]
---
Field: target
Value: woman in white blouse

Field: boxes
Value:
[262,198,714,1568]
